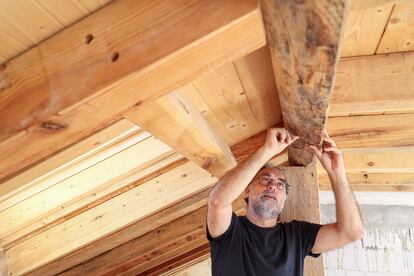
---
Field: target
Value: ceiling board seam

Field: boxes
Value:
[374,3,396,54]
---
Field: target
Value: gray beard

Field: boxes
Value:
[252,196,281,220]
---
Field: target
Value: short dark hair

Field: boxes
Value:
[244,164,290,205]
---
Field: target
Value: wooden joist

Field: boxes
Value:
[331,51,414,116]
[0,119,140,212]
[327,113,414,149]
[0,132,176,248]
[279,165,323,276]
[60,198,245,276]
[260,0,347,165]
[0,0,265,181]
[6,161,217,275]
[126,92,236,178]
[319,173,414,192]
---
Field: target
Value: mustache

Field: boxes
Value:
[262,191,277,199]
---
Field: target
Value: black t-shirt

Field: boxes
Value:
[206,212,322,276]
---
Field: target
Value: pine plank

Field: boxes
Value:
[319,172,414,192]
[0,135,174,247]
[340,3,393,57]
[0,0,265,182]
[376,0,414,53]
[327,113,414,149]
[126,92,236,178]
[6,161,217,275]
[331,51,414,116]
[0,119,139,212]
[260,0,347,165]
[318,147,414,174]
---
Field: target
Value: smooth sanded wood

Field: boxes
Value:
[279,164,324,276]
[327,113,414,149]
[126,92,236,178]
[0,119,139,212]
[260,0,347,165]
[0,0,265,182]
[6,162,217,275]
[319,172,414,192]
[331,51,414,116]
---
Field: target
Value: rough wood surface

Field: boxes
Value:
[126,92,236,178]
[260,0,347,165]
[279,164,324,276]
[0,0,265,182]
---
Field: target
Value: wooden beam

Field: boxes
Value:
[0,119,139,212]
[279,164,323,276]
[349,0,398,11]
[319,173,414,192]
[0,0,265,181]
[126,91,236,178]
[327,113,414,149]
[331,51,414,116]
[260,0,347,165]
[5,161,217,275]
[59,196,246,276]
[318,147,414,174]
[0,133,176,248]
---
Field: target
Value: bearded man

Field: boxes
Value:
[206,128,365,275]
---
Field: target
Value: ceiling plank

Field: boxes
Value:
[279,164,324,276]
[319,172,414,192]
[376,0,414,54]
[0,119,139,212]
[340,2,393,57]
[319,147,414,174]
[126,91,236,178]
[0,0,265,182]
[327,113,414,148]
[330,51,414,116]
[5,161,217,276]
[260,0,347,165]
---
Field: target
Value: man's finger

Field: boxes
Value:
[323,136,337,147]
[322,146,342,155]
[309,145,323,159]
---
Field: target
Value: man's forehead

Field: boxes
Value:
[257,167,285,179]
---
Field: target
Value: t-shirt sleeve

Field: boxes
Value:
[206,212,237,243]
[297,220,322,258]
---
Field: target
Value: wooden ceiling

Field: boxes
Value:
[0,0,414,275]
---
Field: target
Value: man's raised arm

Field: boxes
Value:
[207,128,298,238]
[310,132,365,254]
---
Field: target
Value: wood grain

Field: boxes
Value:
[0,0,265,182]
[330,51,414,116]
[126,91,236,178]
[260,0,347,165]
[279,164,324,276]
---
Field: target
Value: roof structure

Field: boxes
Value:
[0,0,413,275]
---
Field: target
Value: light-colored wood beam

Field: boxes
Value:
[260,0,347,165]
[0,0,265,182]
[0,247,7,276]
[330,51,414,116]
[319,173,414,192]
[327,113,414,149]
[5,161,217,275]
[279,165,324,276]
[0,119,140,212]
[126,91,236,178]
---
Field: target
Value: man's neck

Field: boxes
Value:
[246,212,278,228]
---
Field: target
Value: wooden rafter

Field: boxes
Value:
[0,0,265,181]
[126,91,236,178]
[260,0,347,165]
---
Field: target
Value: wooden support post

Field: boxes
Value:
[126,91,236,178]
[279,164,323,276]
[260,0,347,165]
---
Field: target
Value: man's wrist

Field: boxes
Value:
[329,171,348,185]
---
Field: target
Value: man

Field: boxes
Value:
[206,128,365,275]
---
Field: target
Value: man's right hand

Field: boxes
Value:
[261,128,299,157]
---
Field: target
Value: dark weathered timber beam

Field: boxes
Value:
[260,0,347,165]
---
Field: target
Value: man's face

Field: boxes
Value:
[245,167,287,220]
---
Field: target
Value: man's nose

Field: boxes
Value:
[267,184,277,192]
